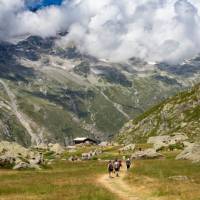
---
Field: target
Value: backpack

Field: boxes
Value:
[108,163,113,170]
[126,160,131,166]
[114,161,119,169]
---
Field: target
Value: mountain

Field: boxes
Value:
[117,84,200,144]
[0,35,200,146]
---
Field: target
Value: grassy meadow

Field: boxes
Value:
[126,151,200,200]
[0,160,118,200]
[0,145,199,200]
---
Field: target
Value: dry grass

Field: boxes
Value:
[0,161,118,200]
[126,151,200,200]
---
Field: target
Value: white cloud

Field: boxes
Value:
[0,0,200,63]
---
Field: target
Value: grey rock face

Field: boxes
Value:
[131,148,164,160]
[176,143,200,163]
[0,155,16,167]
[147,134,188,151]
[120,144,135,151]
[0,141,44,169]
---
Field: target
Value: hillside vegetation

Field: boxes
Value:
[1,36,200,145]
[117,84,200,144]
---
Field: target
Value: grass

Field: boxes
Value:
[0,160,118,200]
[0,145,200,200]
[126,151,200,200]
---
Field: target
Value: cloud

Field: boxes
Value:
[0,0,200,63]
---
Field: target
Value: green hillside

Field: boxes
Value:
[1,36,200,146]
[117,84,200,144]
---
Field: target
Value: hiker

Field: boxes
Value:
[126,158,131,171]
[114,159,120,177]
[108,160,114,178]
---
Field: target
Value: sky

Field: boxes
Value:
[26,0,63,11]
[0,0,200,64]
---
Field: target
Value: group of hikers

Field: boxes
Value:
[107,158,131,178]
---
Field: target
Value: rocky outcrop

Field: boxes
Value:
[131,148,164,160]
[0,155,16,168]
[0,141,44,169]
[117,84,200,144]
[35,143,65,155]
[176,143,200,163]
[48,143,65,155]
[120,144,135,151]
[147,134,188,151]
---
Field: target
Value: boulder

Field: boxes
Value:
[99,141,109,147]
[68,156,79,162]
[0,141,29,158]
[0,155,16,167]
[148,134,188,151]
[82,152,93,160]
[93,149,102,156]
[120,144,135,151]
[176,143,200,163]
[0,141,45,170]
[147,135,170,144]
[34,143,48,150]
[13,162,41,170]
[29,154,44,165]
[168,176,189,181]
[49,143,65,154]
[13,162,30,170]
[131,148,164,160]
[170,133,188,144]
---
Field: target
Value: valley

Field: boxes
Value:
[1,36,200,145]
[1,1,200,200]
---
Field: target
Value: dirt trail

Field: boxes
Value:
[98,164,140,200]
[0,79,40,145]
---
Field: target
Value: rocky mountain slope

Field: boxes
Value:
[117,84,200,144]
[1,35,200,146]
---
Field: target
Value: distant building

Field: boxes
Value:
[73,137,99,145]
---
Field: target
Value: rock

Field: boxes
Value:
[0,155,16,167]
[0,141,29,158]
[34,143,48,150]
[49,143,65,154]
[147,135,170,144]
[68,156,79,162]
[148,134,188,151]
[120,144,135,151]
[99,141,109,147]
[168,176,189,181]
[82,153,92,160]
[29,154,44,165]
[13,162,30,170]
[183,141,194,147]
[176,143,200,163]
[131,148,164,160]
[93,149,102,156]
[13,162,41,170]
[0,141,45,170]
[171,133,188,144]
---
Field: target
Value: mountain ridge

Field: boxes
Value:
[0,35,200,146]
[117,83,200,144]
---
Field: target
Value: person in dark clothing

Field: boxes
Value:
[114,159,120,177]
[108,160,114,178]
[126,158,131,171]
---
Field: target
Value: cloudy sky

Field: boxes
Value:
[0,0,200,63]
